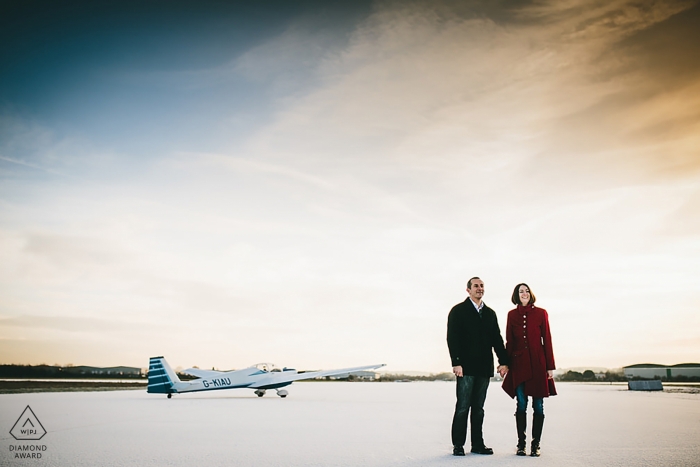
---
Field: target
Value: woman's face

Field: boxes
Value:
[518,285,530,306]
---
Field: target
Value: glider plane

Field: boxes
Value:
[147,356,385,398]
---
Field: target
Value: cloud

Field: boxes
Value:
[187,152,336,191]
[227,0,699,193]
[0,315,137,334]
[0,116,66,175]
[22,233,127,268]
[618,1,700,87]
[660,187,700,236]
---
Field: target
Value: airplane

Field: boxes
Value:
[147,356,386,398]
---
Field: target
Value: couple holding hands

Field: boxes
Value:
[447,277,556,457]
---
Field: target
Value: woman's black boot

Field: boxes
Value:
[515,412,527,456]
[530,413,544,457]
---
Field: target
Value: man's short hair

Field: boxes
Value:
[511,283,536,305]
[467,277,481,289]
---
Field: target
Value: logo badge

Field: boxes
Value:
[10,406,46,440]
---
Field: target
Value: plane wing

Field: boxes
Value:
[182,368,223,379]
[248,363,385,388]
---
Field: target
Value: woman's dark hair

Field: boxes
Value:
[511,283,536,305]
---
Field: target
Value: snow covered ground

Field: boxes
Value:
[1,382,698,466]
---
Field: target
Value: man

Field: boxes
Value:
[447,277,509,456]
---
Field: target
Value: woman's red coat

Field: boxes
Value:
[502,304,556,399]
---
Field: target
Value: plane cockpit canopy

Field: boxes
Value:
[254,363,280,372]
[253,363,296,372]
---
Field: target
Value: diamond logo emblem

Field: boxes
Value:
[10,406,47,440]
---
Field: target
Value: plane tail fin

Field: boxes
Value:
[147,356,180,394]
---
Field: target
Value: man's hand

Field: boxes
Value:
[497,365,509,378]
[452,366,463,377]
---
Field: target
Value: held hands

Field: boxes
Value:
[453,365,511,378]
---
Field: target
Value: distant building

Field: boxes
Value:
[623,363,700,379]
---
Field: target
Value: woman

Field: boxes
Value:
[502,283,556,457]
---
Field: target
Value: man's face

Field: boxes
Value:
[468,279,484,301]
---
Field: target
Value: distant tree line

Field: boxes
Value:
[6,364,695,383]
[556,370,627,382]
[555,369,700,383]
[378,373,456,382]
[0,364,144,379]
[176,372,197,380]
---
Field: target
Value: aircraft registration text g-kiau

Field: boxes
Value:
[202,378,231,388]
[147,356,385,399]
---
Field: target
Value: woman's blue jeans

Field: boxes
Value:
[515,383,544,415]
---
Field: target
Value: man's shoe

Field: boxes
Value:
[470,446,494,455]
[453,446,465,456]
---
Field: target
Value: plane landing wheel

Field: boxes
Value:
[167,394,172,399]
[276,389,288,398]
[254,389,266,397]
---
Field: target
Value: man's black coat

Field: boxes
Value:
[447,299,509,377]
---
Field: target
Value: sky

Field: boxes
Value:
[1,0,699,372]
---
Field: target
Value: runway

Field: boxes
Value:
[1,382,698,466]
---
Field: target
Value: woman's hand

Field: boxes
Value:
[547,370,554,379]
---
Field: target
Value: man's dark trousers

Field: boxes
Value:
[451,375,490,449]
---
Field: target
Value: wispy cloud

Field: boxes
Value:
[0,154,66,176]
[229,1,698,184]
